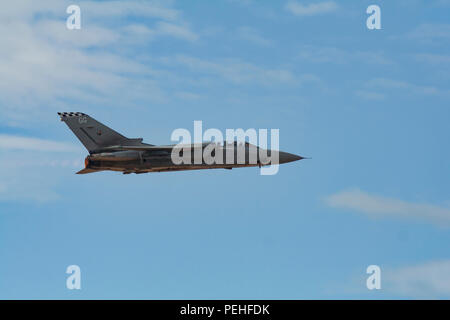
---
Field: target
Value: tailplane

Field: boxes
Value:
[76,168,102,174]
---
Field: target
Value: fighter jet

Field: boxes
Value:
[57,112,304,174]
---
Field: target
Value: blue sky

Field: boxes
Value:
[0,0,449,299]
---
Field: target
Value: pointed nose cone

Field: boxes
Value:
[279,152,304,164]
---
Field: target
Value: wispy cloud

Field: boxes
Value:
[325,189,450,226]
[285,1,338,16]
[365,78,442,96]
[160,55,318,86]
[354,90,386,101]
[155,21,199,42]
[415,53,450,65]
[78,0,179,21]
[174,91,202,101]
[0,134,80,152]
[436,0,450,6]
[237,26,272,46]
[227,0,255,6]
[406,23,450,43]
[385,260,450,298]
[0,1,197,125]
[297,45,393,65]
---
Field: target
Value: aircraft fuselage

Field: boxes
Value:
[85,144,301,174]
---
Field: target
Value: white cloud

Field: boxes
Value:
[0,0,179,21]
[175,91,202,100]
[34,19,121,48]
[78,0,179,21]
[0,134,80,152]
[0,1,197,125]
[237,26,272,46]
[0,0,62,20]
[385,260,450,297]
[325,189,450,226]
[415,53,450,65]
[406,23,450,43]
[365,78,441,96]
[285,1,338,16]
[354,90,385,101]
[162,55,317,86]
[227,0,255,6]
[297,45,393,65]
[155,21,199,42]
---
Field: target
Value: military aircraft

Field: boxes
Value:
[57,112,304,174]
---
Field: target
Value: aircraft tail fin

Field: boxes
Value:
[58,112,131,153]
